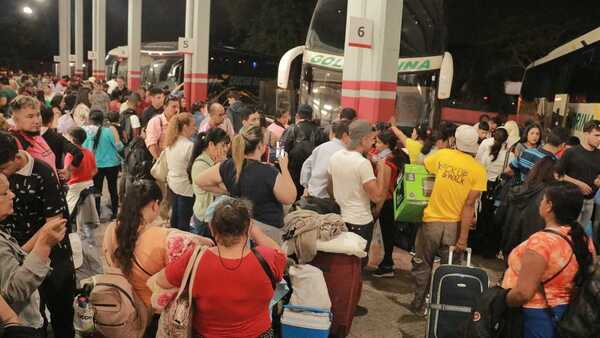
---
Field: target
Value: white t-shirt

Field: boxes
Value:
[129,114,141,129]
[328,149,376,224]
[166,136,194,197]
[476,138,514,181]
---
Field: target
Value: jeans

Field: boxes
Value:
[346,221,374,268]
[410,221,460,310]
[40,246,76,338]
[522,305,567,338]
[192,216,212,237]
[579,198,596,248]
[93,165,120,216]
[378,199,396,268]
[170,192,195,232]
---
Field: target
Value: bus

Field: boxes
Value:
[105,42,279,109]
[519,26,600,138]
[276,0,453,127]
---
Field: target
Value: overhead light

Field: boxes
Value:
[23,6,33,15]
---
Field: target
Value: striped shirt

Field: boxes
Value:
[510,147,556,180]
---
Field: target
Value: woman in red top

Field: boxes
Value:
[370,129,410,278]
[503,181,595,338]
[155,198,286,338]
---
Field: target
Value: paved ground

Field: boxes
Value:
[93,192,506,338]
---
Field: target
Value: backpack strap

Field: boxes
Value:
[251,246,277,290]
[539,228,575,323]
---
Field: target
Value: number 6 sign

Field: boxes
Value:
[348,17,373,49]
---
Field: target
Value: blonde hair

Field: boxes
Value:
[165,112,194,148]
[232,124,263,182]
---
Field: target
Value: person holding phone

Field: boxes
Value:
[0,131,75,337]
[0,172,67,337]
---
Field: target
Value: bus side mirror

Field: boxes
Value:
[277,46,305,89]
[437,52,453,100]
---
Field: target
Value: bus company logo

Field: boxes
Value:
[398,60,431,71]
[307,51,436,72]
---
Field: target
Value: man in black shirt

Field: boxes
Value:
[0,131,75,337]
[40,106,82,174]
[141,87,165,128]
[557,120,600,245]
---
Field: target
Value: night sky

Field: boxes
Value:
[2,0,600,111]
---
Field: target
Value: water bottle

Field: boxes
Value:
[74,293,95,337]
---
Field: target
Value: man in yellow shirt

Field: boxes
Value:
[390,122,428,164]
[409,125,487,315]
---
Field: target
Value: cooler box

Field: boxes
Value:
[281,305,331,338]
[393,164,434,222]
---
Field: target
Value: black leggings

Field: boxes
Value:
[379,199,396,268]
[93,165,120,216]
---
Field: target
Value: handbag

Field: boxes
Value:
[151,150,168,182]
[156,245,206,338]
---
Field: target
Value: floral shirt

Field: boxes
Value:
[502,226,595,308]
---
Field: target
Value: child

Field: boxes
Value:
[64,126,100,244]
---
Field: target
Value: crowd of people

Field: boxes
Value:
[0,71,597,338]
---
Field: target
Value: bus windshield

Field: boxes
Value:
[307,0,447,57]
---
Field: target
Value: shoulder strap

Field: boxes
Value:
[541,229,574,284]
[251,246,277,290]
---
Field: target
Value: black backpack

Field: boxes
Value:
[119,109,137,145]
[285,122,327,172]
[123,137,153,180]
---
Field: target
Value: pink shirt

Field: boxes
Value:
[145,114,169,150]
[12,130,58,175]
[267,122,286,140]
[198,117,235,139]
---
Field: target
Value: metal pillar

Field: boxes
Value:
[191,0,211,103]
[184,0,194,108]
[92,0,97,77]
[127,0,142,91]
[341,0,403,123]
[58,0,71,77]
[94,0,107,80]
[74,0,84,78]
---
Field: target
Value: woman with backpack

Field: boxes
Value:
[151,197,286,338]
[503,181,595,338]
[196,124,296,231]
[103,179,214,337]
[83,110,123,220]
[188,128,230,236]
[370,129,410,278]
[164,113,197,232]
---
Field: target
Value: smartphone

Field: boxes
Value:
[276,141,284,159]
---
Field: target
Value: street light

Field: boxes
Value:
[23,6,34,15]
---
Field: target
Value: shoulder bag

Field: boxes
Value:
[151,150,168,182]
[156,245,206,338]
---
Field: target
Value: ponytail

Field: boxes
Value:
[232,125,263,183]
[165,112,193,148]
[569,222,593,285]
[489,128,508,162]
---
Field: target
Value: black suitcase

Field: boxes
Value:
[426,247,489,338]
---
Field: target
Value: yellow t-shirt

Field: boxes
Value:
[405,138,423,164]
[423,149,487,223]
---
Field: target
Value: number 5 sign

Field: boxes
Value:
[348,17,373,49]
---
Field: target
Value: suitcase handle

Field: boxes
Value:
[284,304,331,314]
[448,246,472,267]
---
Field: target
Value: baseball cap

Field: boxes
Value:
[349,119,373,149]
[455,125,479,154]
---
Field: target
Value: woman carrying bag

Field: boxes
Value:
[150,198,286,338]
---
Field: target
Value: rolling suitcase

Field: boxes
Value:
[427,247,489,338]
[309,252,362,338]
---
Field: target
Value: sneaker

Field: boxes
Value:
[372,266,395,278]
